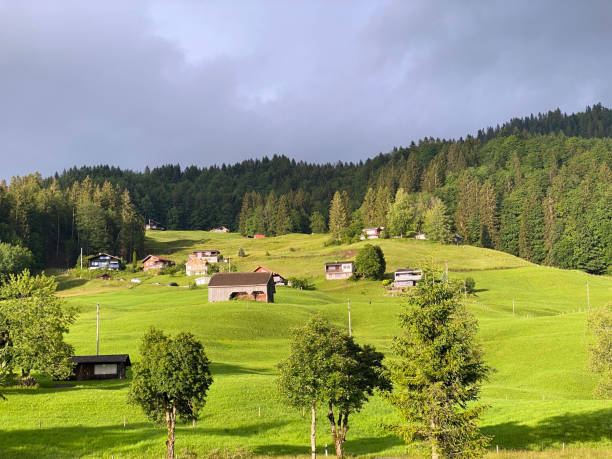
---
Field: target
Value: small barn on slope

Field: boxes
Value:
[208,272,275,303]
[69,354,131,380]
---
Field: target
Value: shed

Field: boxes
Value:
[88,253,122,270]
[208,272,275,303]
[325,261,355,280]
[210,226,230,233]
[141,255,175,272]
[69,354,131,380]
[394,268,423,288]
[361,227,384,240]
[145,219,165,231]
[253,266,286,286]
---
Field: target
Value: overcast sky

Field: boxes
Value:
[1,1,611,180]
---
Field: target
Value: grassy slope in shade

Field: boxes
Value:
[1,231,611,458]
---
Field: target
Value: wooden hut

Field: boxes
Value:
[393,268,423,288]
[69,354,131,380]
[208,272,275,303]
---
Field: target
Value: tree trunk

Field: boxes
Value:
[327,403,343,457]
[341,412,349,442]
[166,404,176,459]
[311,402,317,459]
[430,418,439,459]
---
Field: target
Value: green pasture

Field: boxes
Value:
[1,231,611,458]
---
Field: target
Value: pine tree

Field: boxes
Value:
[478,180,500,249]
[275,195,292,236]
[328,191,350,240]
[359,188,377,227]
[423,199,452,244]
[373,186,391,227]
[386,188,414,237]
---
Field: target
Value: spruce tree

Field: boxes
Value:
[328,191,349,240]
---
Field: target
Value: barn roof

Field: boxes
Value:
[209,272,273,287]
[90,253,121,261]
[71,354,131,365]
[141,255,174,263]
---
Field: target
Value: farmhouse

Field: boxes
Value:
[325,261,355,280]
[361,227,384,239]
[145,218,165,230]
[253,266,287,286]
[88,253,122,270]
[189,250,221,263]
[208,272,275,303]
[210,226,230,233]
[394,268,423,288]
[69,354,131,380]
[186,258,208,276]
[141,255,175,271]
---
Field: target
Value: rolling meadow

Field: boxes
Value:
[1,231,611,458]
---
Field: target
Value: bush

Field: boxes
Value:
[288,277,315,290]
[354,244,386,280]
[464,277,476,294]
[237,248,246,257]
[382,279,393,287]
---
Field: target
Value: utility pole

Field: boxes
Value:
[348,299,352,337]
[96,303,100,356]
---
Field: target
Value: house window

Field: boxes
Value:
[94,363,118,375]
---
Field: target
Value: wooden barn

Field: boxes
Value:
[141,255,175,272]
[69,354,131,380]
[253,266,286,286]
[88,253,122,270]
[325,261,355,280]
[208,272,275,303]
[394,268,423,288]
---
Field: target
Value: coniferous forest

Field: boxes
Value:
[1,105,611,273]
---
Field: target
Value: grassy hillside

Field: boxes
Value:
[1,231,611,458]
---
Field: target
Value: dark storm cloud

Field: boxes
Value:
[1,0,611,180]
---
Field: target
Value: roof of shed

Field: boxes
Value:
[71,354,131,365]
[208,272,273,287]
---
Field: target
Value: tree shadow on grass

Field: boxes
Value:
[211,362,275,376]
[3,377,131,396]
[55,277,89,291]
[252,434,403,456]
[145,238,210,255]
[483,407,612,450]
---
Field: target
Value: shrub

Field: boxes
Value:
[354,244,386,280]
[382,279,393,287]
[464,277,476,294]
[288,277,315,290]
[237,248,246,257]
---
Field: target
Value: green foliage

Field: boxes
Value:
[423,198,452,243]
[588,304,612,397]
[0,243,34,281]
[287,277,315,290]
[328,191,350,240]
[309,210,327,233]
[128,328,213,457]
[464,276,476,294]
[355,244,386,280]
[237,247,246,257]
[386,188,415,237]
[387,267,491,457]
[0,270,77,381]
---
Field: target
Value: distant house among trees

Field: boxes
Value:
[208,272,275,303]
[415,233,427,240]
[69,354,131,380]
[253,266,287,286]
[393,268,423,288]
[325,261,355,280]
[141,255,175,272]
[210,226,230,233]
[88,253,122,270]
[361,227,384,240]
[145,219,165,231]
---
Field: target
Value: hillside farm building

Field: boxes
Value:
[208,272,275,303]
[189,250,221,263]
[186,259,208,276]
[253,266,286,286]
[69,354,131,380]
[394,268,423,288]
[325,261,355,280]
[88,253,122,270]
[361,227,384,239]
[210,226,230,233]
[141,255,175,272]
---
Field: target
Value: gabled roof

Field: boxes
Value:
[209,272,273,287]
[90,253,121,261]
[71,354,131,365]
[141,255,174,263]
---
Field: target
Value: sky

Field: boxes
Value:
[1,0,611,180]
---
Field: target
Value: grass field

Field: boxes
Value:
[1,231,611,458]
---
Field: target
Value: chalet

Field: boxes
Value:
[325,261,355,280]
[210,226,230,233]
[394,268,423,288]
[253,266,287,286]
[141,255,175,272]
[189,250,221,263]
[88,253,122,270]
[361,227,384,240]
[415,233,427,240]
[69,354,131,380]
[208,272,275,303]
[145,218,165,231]
[186,258,208,276]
